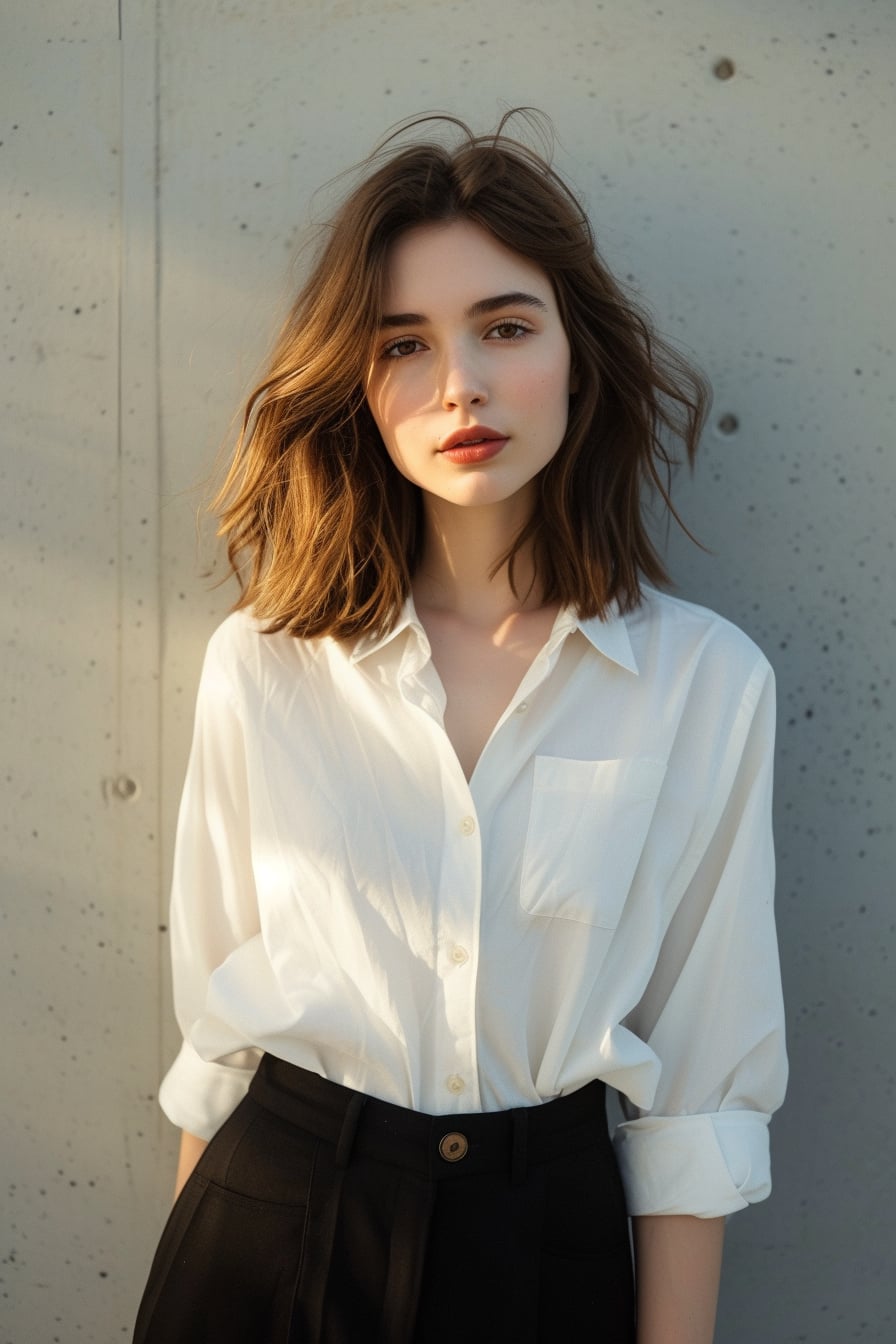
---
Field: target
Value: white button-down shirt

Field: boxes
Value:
[159,587,787,1217]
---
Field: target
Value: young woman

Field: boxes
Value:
[134,113,787,1344]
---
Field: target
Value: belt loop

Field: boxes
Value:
[511,1108,528,1186]
[334,1092,366,1169]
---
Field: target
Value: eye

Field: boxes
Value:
[485,319,532,341]
[381,336,425,359]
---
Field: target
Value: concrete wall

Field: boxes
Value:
[2,1,893,1338]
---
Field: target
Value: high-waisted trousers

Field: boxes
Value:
[133,1055,635,1343]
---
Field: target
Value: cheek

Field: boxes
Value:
[366,375,428,449]
[368,403,418,479]
[516,343,572,398]
[524,364,573,419]
[365,393,399,451]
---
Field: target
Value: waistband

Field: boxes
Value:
[248,1055,608,1184]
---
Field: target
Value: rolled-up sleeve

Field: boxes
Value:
[614,661,788,1217]
[157,637,261,1140]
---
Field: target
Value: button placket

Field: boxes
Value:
[430,760,482,1113]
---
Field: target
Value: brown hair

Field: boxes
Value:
[213,111,710,639]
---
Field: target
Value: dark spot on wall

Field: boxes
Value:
[716,413,739,435]
[713,58,735,80]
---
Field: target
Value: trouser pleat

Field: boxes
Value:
[378,1169,436,1344]
[288,1144,346,1342]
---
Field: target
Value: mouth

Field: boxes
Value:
[438,426,508,463]
[440,425,505,452]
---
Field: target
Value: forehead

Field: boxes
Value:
[381,218,554,308]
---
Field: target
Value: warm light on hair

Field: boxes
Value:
[213,110,710,639]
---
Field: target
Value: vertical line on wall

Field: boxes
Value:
[118,0,166,1185]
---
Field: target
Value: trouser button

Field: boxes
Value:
[438,1132,469,1162]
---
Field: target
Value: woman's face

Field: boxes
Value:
[365,218,574,515]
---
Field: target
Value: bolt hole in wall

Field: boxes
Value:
[102,775,141,802]
[713,57,736,80]
[715,413,740,436]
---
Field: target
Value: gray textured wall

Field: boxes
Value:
[2,1,894,1339]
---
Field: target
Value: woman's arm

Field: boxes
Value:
[633,1214,725,1344]
[173,1130,209,1201]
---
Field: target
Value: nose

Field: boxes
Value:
[440,343,488,410]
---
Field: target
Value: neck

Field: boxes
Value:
[413,489,544,626]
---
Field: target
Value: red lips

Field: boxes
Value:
[439,425,506,453]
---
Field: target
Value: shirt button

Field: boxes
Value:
[515,700,529,713]
[450,945,469,966]
[446,1074,466,1094]
[459,816,476,836]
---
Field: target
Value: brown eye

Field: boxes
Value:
[383,337,424,359]
[486,321,530,341]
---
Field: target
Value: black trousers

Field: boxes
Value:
[134,1056,635,1343]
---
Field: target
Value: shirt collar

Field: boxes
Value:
[348,597,423,665]
[350,596,639,675]
[568,605,640,675]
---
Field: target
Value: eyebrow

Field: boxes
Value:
[379,291,549,329]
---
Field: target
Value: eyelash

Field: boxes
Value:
[485,319,532,342]
[380,319,533,360]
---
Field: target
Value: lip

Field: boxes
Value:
[438,425,508,464]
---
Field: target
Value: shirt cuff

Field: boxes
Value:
[613,1110,772,1218]
[158,1039,257,1140]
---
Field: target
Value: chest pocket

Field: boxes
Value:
[520,756,667,928]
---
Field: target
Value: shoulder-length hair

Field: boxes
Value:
[213,111,710,639]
